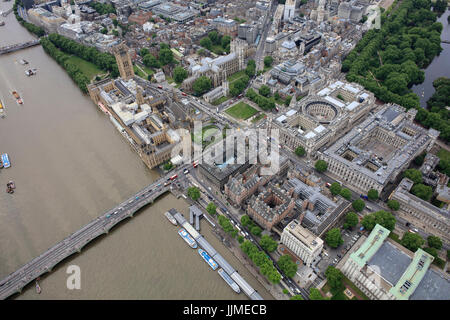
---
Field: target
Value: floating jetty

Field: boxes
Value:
[171,208,263,300]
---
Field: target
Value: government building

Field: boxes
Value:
[390,178,450,245]
[280,220,323,267]
[88,43,179,170]
[268,80,376,156]
[181,39,248,92]
[319,104,439,193]
[340,224,450,300]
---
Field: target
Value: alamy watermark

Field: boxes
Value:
[171,121,280,176]
[66,265,81,290]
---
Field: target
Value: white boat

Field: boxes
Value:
[218,268,240,294]
[164,211,177,225]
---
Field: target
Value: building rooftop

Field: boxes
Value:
[390,249,434,300]
[284,220,323,252]
[368,241,412,286]
[410,267,450,300]
[350,224,390,268]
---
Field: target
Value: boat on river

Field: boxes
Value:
[198,249,218,271]
[178,228,197,248]
[218,268,240,294]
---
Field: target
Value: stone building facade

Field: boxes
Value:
[280,220,323,266]
[320,105,439,193]
[247,183,295,230]
[390,178,450,245]
[112,42,135,80]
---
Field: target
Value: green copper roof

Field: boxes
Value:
[389,248,434,300]
[350,224,390,268]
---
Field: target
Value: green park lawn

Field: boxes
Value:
[227,70,247,84]
[225,102,258,120]
[133,65,147,79]
[212,96,230,105]
[321,276,369,300]
[67,55,104,80]
[251,113,266,123]
[192,124,220,145]
[437,149,450,162]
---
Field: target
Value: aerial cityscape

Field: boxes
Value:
[0,0,449,304]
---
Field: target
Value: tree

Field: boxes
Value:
[315,160,328,172]
[367,189,379,200]
[387,199,400,211]
[427,235,442,250]
[290,295,303,300]
[264,56,273,68]
[278,255,298,278]
[325,228,343,248]
[352,199,365,212]
[187,186,201,201]
[309,288,325,300]
[143,54,160,68]
[340,188,352,200]
[245,59,256,77]
[361,210,396,231]
[284,95,292,107]
[423,247,438,259]
[401,232,425,252]
[325,266,343,290]
[241,215,251,227]
[208,31,219,45]
[173,66,188,84]
[163,161,173,171]
[221,35,231,48]
[344,212,359,229]
[251,226,262,237]
[330,182,342,196]
[159,48,173,65]
[411,184,432,201]
[140,48,149,57]
[267,268,281,284]
[403,169,423,184]
[295,146,306,157]
[259,235,278,252]
[259,85,271,97]
[100,28,107,34]
[200,37,213,50]
[238,235,244,244]
[206,202,217,216]
[193,76,212,96]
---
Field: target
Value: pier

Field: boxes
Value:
[0,167,190,300]
[0,40,40,55]
[171,210,264,300]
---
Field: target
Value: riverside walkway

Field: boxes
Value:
[0,40,40,55]
[0,166,188,300]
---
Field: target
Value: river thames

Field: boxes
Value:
[0,1,271,300]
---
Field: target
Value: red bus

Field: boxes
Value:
[157,85,163,89]
[169,174,178,181]
[181,92,187,96]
